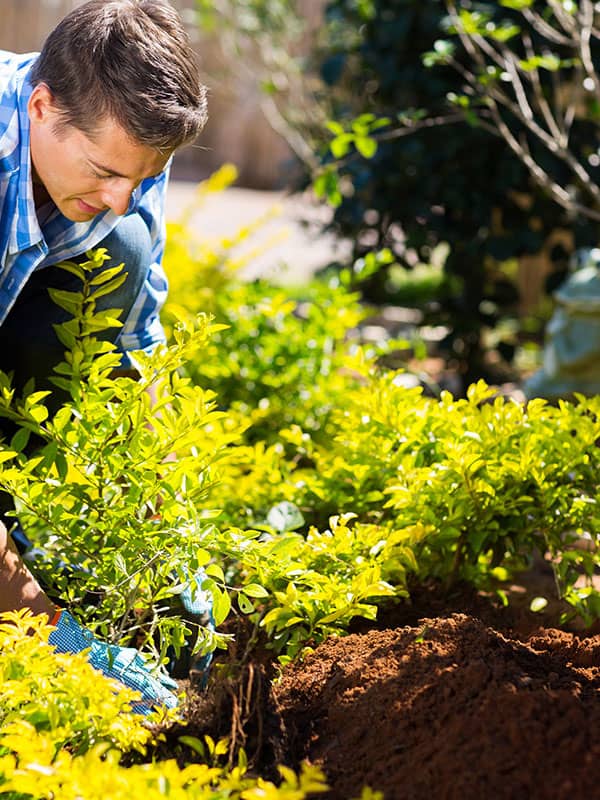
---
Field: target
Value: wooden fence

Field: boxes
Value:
[0,0,82,53]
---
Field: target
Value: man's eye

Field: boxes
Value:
[92,170,111,179]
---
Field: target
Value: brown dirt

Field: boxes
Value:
[272,614,600,800]
[160,569,600,800]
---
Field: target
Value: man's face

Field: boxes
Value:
[28,84,171,222]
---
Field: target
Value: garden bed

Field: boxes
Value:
[160,566,600,800]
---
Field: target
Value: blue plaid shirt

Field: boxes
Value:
[0,50,168,367]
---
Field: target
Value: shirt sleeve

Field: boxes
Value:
[114,163,171,367]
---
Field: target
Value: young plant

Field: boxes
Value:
[209,513,416,661]
[0,251,236,668]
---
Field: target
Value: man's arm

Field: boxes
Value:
[0,520,56,619]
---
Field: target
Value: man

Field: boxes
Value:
[0,0,209,713]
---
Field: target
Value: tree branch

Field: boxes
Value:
[445,0,600,218]
[576,0,600,107]
[547,0,578,36]
[487,96,600,221]
[521,31,566,146]
[522,8,572,45]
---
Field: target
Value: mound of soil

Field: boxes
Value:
[166,571,600,799]
[272,614,600,800]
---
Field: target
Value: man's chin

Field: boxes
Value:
[61,203,100,222]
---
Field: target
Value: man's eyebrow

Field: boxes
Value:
[89,159,129,178]
[88,159,164,180]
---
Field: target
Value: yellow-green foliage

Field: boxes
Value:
[0,737,327,800]
[264,376,600,619]
[161,165,376,447]
[0,257,236,663]
[0,610,153,756]
[0,611,328,799]
[208,513,417,661]
[161,171,600,626]
[202,369,600,631]
[6,165,600,796]
[206,439,296,529]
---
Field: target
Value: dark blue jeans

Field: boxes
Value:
[0,213,151,409]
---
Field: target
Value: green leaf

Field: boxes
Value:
[283,615,306,628]
[355,113,376,126]
[326,120,345,136]
[205,563,225,582]
[530,596,548,613]
[313,167,342,206]
[237,592,255,614]
[89,274,127,302]
[25,391,52,407]
[47,288,82,316]
[178,736,206,757]
[330,134,352,159]
[355,136,378,159]
[489,24,520,42]
[81,313,123,334]
[212,588,232,626]
[56,260,86,280]
[89,264,126,286]
[519,55,561,72]
[28,406,48,424]
[242,583,269,599]
[10,428,30,453]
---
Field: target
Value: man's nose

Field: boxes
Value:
[100,180,134,216]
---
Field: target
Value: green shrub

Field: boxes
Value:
[207,366,600,626]
[210,513,414,661]
[306,0,591,382]
[0,253,232,667]
[162,175,376,446]
[280,377,600,619]
[0,610,153,754]
[168,279,368,445]
[0,612,327,799]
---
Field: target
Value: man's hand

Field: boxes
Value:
[49,610,178,715]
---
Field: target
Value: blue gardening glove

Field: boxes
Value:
[178,568,215,685]
[48,610,178,715]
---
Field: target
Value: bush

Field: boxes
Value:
[0,612,327,799]
[162,165,392,446]
[208,373,600,626]
[0,253,230,667]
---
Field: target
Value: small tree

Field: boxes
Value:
[310,0,599,385]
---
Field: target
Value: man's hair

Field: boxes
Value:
[29,0,208,152]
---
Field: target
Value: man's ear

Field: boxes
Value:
[27,83,60,126]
